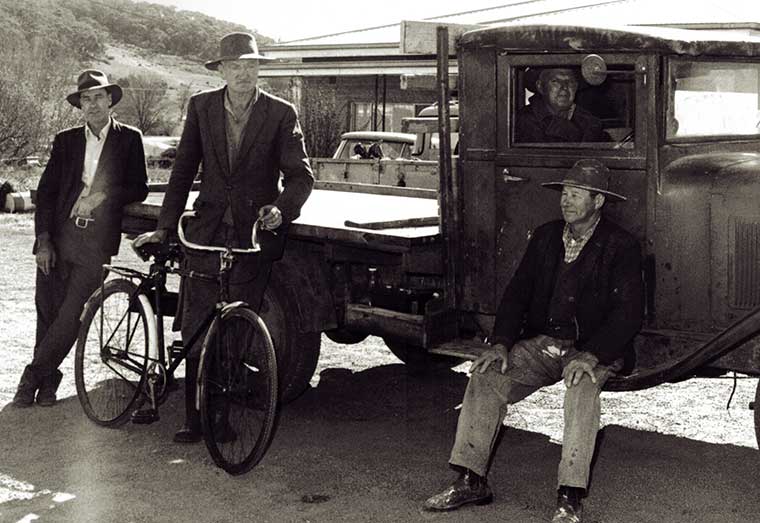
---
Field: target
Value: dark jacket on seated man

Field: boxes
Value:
[516,94,609,143]
[489,216,643,368]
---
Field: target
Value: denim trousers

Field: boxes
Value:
[449,335,620,489]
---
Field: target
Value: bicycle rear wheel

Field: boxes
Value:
[199,306,278,475]
[75,278,153,426]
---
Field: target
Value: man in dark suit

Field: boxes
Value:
[13,70,149,408]
[134,32,314,443]
[423,159,643,523]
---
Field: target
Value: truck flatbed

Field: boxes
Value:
[123,187,441,252]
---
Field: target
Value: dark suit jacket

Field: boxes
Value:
[490,217,644,366]
[34,118,149,257]
[515,94,608,143]
[157,87,314,255]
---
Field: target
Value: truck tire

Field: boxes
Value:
[382,337,461,375]
[325,328,369,345]
[260,280,321,403]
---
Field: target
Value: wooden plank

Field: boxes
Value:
[345,304,425,345]
[429,338,489,360]
[344,216,439,230]
[400,20,485,55]
[315,180,437,199]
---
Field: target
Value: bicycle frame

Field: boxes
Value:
[95,210,266,406]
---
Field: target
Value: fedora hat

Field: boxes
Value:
[205,32,273,71]
[542,159,626,202]
[523,66,583,93]
[66,70,122,108]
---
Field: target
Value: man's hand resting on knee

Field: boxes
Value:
[470,343,510,374]
[562,352,599,387]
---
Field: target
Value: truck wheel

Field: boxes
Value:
[259,281,321,403]
[755,378,759,450]
[325,328,369,345]
[382,337,461,375]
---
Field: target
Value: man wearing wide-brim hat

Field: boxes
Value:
[134,32,314,443]
[515,66,608,143]
[12,69,148,408]
[424,159,643,523]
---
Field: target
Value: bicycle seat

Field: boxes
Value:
[133,240,181,264]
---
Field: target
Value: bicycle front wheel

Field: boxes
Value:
[75,278,153,426]
[199,306,278,475]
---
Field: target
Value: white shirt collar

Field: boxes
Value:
[85,118,112,142]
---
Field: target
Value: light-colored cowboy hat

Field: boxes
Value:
[542,159,627,201]
[205,32,274,71]
[66,70,122,108]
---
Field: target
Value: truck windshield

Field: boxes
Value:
[668,59,760,140]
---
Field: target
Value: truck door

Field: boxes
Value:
[460,53,652,316]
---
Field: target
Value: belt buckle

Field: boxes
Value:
[75,216,94,229]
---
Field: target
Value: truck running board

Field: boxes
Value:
[428,339,489,359]
[344,302,456,347]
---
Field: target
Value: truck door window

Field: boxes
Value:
[667,59,760,140]
[512,64,636,149]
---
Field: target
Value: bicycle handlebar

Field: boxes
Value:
[177,211,262,254]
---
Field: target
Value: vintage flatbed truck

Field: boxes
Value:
[123,23,760,445]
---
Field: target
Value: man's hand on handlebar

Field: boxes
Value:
[258,205,282,231]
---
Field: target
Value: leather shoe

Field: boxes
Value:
[552,486,583,523]
[36,370,63,407]
[422,469,493,512]
[12,366,41,408]
[173,425,202,443]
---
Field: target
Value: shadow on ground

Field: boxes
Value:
[0,364,758,523]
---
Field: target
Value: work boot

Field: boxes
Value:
[36,370,63,407]
[12,366,41,408]
[551,485,583,523]
[174,358,201,443]
[422,468,493,512]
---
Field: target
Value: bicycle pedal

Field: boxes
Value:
[131,407,160,424]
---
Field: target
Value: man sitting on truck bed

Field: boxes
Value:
[423,159,643,523]
[515,67,609,143]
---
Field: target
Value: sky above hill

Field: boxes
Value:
[142,0,506,42]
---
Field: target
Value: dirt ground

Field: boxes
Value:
[1,212,759,523]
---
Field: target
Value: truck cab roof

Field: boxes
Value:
[460,24,760,56]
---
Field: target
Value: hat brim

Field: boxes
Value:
[205,53,274,71]
[541,181,626,202]
[67,84,123,108]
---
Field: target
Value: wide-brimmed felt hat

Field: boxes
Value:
[542,159,627,202]
[66,70,122,108]
[205,32,273,71]
[524,66,583,94]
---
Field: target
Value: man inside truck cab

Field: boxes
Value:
[515,67,608,143]
[424,159,643,523]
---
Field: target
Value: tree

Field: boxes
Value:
[299,81,345,158]
[116,73,172,134]
[0,36,80,158]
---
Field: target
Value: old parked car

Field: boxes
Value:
[331,131,416,160]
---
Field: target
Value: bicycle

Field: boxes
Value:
[74,210,278,475]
